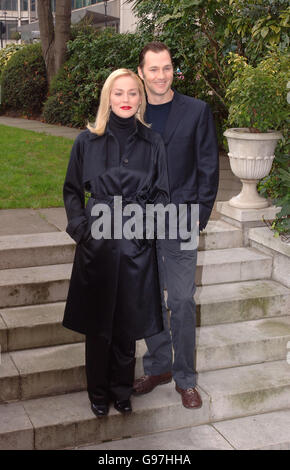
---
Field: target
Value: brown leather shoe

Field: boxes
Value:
[175,384,202,409]
[133,372,172,395]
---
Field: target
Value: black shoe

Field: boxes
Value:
[114,399,132,414]
[91,402,109,417]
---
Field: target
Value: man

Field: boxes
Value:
[134,42,219,409]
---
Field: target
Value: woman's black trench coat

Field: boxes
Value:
[62,120,169,341]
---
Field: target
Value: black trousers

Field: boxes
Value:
[85,333,136,404]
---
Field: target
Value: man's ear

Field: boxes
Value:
[138,66,144,80]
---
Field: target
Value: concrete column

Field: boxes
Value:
[17,0,21,27]
[119,0,137,33]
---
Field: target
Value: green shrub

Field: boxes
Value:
[258,114,290,238]
[43,58,102,128]
[254,51,290,237]
[258,135,290,238]
[225,51,289,132]
[225,50,290,236]
[1,43,48,115]
[128,0,290,144]
[0,42,26,77]
[43,28,148,128]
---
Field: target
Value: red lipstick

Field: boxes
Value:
[121,106,132,110]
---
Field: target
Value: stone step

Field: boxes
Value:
[1,280,288,352]
[78,409,290,450]
[0,247,272,308]
[0,232,75,270]
[136,315,290,374]
[0,263,72,308]
[195,247,272,286]
[212,409,290,450]
[0,222,242,270]
[2,315,290,403]
[198,360,290,421]
[198,220,243,251]
[79,423,234,450]
[0,302,82,352]
[0,343,85,403]
[1,360,289,449]
[195,279,290,326]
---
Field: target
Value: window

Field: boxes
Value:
[71,0,103,9]
[0,0,17,10]
[21,0,28,10]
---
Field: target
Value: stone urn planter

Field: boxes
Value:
[223,128,282,209]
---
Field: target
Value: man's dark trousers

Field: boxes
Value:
[143,238,198,389]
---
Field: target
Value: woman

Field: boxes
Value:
[62,69,169,417]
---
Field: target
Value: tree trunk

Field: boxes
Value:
[37,0,55,85]
[55,0,72,73]
[37,0,71,86]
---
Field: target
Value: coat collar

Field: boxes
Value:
[87,118,153,143]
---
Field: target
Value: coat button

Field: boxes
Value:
[123,158,129,164]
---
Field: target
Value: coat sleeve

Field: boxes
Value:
[148,137,170,206]
[195,103,219,231]
[144,137,170,240]
[63,135,87,243]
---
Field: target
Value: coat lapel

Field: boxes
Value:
[163,90,186,145]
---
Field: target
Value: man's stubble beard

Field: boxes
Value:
[146,82,172,98]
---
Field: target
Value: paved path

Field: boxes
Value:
[0,116,81,140]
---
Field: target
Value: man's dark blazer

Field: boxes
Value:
[147,90,219,231]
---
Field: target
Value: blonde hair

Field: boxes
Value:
[87,68,148,135]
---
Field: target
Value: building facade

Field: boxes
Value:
[0,0,137,47]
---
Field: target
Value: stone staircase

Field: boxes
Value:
[0,221,290,450]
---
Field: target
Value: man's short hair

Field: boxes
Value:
[139,41,173,70]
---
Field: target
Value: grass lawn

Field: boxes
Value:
[0,124,74,209]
